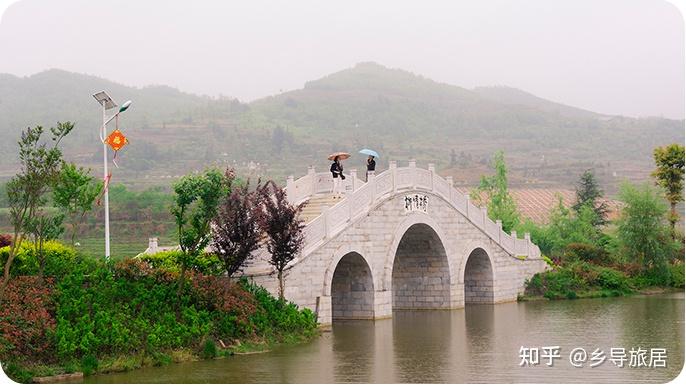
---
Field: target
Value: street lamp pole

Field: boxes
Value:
[101,102,111,260]
[93,91,131,261]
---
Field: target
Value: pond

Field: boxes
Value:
[87,292,684,383]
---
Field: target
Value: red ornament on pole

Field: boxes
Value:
[105,129,128,151]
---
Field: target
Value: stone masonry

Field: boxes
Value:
[392,223,451,309]
[244,162,548,325]
[331,252,375,320]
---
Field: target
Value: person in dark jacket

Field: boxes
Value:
[330,156,345,198]
[366,155,376,182]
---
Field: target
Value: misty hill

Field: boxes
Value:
[250,62,562,138]
[0,69,243,153]
[473,85,599,119]
[244,63,682,186]
[0,63,683,192]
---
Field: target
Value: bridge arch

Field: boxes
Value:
[383,213,455,309]
[324,245,376,320]
[459,243,497,304]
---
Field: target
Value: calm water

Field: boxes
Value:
[87,293,684,383]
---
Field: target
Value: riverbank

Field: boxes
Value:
[520,253,684,301]
[518,285,683,302]
[0,242,318,383]
[8,331,319,383]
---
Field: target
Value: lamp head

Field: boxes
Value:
[119,100,132,113]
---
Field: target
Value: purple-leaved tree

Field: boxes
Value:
[212,178,261,277]
[256,180,305,299]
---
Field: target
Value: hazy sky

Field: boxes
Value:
[0,0,684,118]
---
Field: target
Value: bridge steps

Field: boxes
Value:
[299,195,343,223]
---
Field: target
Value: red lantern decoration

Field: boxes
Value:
[105,129,128,151]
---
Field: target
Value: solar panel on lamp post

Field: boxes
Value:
[92,91,132,260]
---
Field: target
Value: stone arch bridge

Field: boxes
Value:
[243,160,547,325]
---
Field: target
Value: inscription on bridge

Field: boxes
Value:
[404,194,428,213]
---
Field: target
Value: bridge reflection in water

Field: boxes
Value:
[87,293,684,383]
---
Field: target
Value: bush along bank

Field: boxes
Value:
[0,243,318,383]
[521,243,684,301]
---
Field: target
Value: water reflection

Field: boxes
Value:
[392,311,455,382]
[87,293,684,384]
[331,321,375,382]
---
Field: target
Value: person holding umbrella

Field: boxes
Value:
[328,152,349,198]
[359,149,380,182]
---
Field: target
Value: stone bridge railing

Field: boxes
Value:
[285,160,541,262]
[285,167,365,205]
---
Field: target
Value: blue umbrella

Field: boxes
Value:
[359,148,380,158]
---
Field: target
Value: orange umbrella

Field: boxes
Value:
[328,152,350,161]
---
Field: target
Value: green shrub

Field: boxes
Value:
[52,258,317,364]
[525,261,631,298]
[80,353,98,376]
[0,241,88,278]
[138,251,223,276]
[565,243,612,266]
[201,340,217,359]
[524,274,543,293]
[2,362,33,383]
[4,252,318,373]
[55,259,213,359]
[241,278,317,337]
[152,352,172,366]
[631,265,672,288]
[595,268,631,292]
[669,262,684,288]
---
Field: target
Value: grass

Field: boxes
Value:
[1,219,178,260]
[73,234,176,260]
[4,332,320,383]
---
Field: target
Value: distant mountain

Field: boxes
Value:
[0,63,683,191]
[0,69,241,148]
[244,63,682,183]
[473,86,600,119]
[249,62,563,138]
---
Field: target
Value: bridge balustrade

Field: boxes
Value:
[286,160,540,261]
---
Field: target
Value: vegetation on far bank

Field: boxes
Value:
[472,146,685,301]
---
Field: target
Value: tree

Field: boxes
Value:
[616,182,672,277]
[652,144,685,239]
[572,169,609,227]
[516,194,602,258]
[171,168,231,297]
[256,180,305,299]
[2,122,73,293]
[52,163,102,245]
[211,177,261,277]
[24,210,64,277]
[471,150,519,232]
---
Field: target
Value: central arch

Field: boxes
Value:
[331,252,375,320]
[391,223,451,309]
